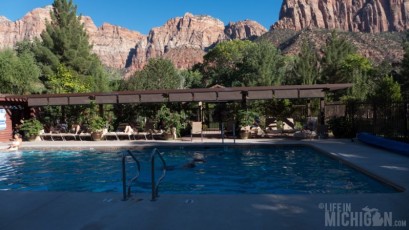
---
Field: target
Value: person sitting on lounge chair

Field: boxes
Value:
[124,125,134,134]
[8,133,22,151]
[250,117,265,137]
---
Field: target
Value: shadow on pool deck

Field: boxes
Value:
[1,139,409,229]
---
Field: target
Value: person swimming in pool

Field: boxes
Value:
[165,152,206,170]
[8,133,22,151]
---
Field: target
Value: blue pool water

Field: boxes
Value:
[0,145,397,194]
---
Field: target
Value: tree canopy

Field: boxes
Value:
[195,39,286,87]
[0,47,44,95]
[123,58,182,90]
[32,0,109,93]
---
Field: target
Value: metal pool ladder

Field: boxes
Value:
[151,148,167,201]
[121,150,141,201]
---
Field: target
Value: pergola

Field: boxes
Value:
[0,83,352,139]
[11,83,352,107]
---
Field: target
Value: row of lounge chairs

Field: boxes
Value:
[39,118,319,141]
[39,122,164,141]
[192,117,318,140]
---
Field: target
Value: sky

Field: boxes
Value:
[0,0,282,34]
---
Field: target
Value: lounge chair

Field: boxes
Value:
[78,132,92,141]
[223,120,236,138]
[202,122,222,138]
[115,123,134,140]
[40,131,61,141]
[144,121,163,140]
[132,131,147,140]
[191,121,203,141]
[40,128,77,141]
[59,132,77,141]
[264,117,282,137]
[102,129,119,140]
[282,118,295,133]
[102,123,134,141]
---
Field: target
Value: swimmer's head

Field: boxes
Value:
[193,152,205,162]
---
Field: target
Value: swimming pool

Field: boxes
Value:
[0,145,398,194]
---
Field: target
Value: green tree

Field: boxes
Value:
[339,54,373,101]
[289,39,319,85]
[179,69,203,89]
[125,58,181,90]
[0,48,44,94]
[320,31,356,83]
[370,76,402,104]
[48,64,89,93]
[196,39,254,87]
[237,40,285,86]
[32,0,109,93]
[399,31,409,98]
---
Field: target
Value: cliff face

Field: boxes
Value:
[261,28,405,66]
[129,13,267,71]
[81,17,145,69]
[0,6,51,49]
[272,0,409,33]
[0,7,266,74]
[0,6,145,70]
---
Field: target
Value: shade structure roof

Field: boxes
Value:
[8,84,353,107]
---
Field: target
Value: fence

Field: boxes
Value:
[326,102,409,142]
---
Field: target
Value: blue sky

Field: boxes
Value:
[0,0,282,34]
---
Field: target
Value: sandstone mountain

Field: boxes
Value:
[129,13,267,72]
[262,28,405,65]
[272,0,409,33]
[0,7,267,74]
[0,2,407,78]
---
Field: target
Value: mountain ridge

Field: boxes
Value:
[0,2,407,78]
[0,6,267,74]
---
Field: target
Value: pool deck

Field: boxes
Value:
[1,138,408,229]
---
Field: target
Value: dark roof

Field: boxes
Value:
[6,84,353,106]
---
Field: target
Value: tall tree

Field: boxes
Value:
[237,40,285,86]
[370,76,402,104]
[289,39,319,85]
[339,54,373,101]
[0,48,44,94]
[179,69,203,89]
[32,0,109,93]
[196,39,286,87]
[196,39,254,87]
[399,31,409,99]
[320,31,356,84]
[124,58,181,90]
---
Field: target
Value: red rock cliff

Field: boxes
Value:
[272,0,409,32]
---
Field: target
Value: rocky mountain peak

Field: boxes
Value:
[129,13,267,72]
[272,0,409,33]
[225,20,267,39]
[0,7,265,75]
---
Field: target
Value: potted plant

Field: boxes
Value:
[238,109,258,139]
[88,115,106,141]
[20,118,43,141]
[155,105,186,140]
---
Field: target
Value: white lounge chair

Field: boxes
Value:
[191,121,203,141]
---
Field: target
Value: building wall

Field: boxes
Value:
[0,110,13,142]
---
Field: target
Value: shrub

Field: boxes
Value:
[327,117,356,138]
[20,118,43,138]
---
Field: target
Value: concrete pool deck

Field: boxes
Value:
[0,138,408,229]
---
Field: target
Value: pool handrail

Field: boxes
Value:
[121,150,141,201]
[151,148,167,201]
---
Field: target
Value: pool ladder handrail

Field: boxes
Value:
[121,150,141,201]
[151,148,167,201]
